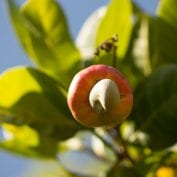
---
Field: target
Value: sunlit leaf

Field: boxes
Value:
[96,0,133,59]
[2,123,39,147]
[93,2,149,88]
[157,0,177,29]
[131,15,151,76]
[7,0,81,87]
[0,123,40,157]
[119,11,152,88]
[0,123,57,158]
[0,67,81,141]
[131,64,177,150]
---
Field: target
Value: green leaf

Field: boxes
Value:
[94,1,149,88]
[157,0,177,28]
[131,64,177,150]
[96,0,133,59]
[0,123,39,157]
[107,166,141,177]
[7,0,81,87]
[120,12,152,88]
[0,123,57,158]
[149,0,177,68]
[0,66,81,141]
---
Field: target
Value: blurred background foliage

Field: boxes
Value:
[0,0,177,176]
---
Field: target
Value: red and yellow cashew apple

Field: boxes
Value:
[67,64,133,127]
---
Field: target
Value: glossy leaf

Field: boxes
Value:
[0,67,81,141]
[131,64,177,150]
[7,0,81,86]
[96,0,133,59]
[149,0,177,68]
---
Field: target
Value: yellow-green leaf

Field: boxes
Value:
[96,0,133,59]
[0,67,81,141]
[7,0,81,87]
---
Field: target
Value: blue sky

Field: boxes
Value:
[0,0,158,176]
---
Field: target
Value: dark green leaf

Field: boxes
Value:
[0,67,81,140]
[157,0,177,28]
[7,0,81,87]
[149,0,177,68]
[131,64,177,150]
[107,165,141,177]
